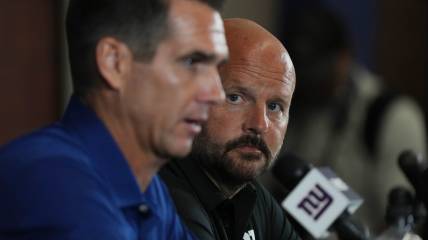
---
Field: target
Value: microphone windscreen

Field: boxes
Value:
[271,152,312,190]
[398,150,422,188]
[385,186,414,225]
[421,169,428,209]
[398,150,427,198]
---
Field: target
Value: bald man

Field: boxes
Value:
[160,18,299,240]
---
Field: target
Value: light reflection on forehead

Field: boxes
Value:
[280,52,295,87]
[211,12,228,56]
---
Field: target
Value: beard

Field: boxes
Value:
[190,131,275,187]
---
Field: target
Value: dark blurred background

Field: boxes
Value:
[0,0,426,146]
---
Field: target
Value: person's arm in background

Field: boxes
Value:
[374,97,426,219]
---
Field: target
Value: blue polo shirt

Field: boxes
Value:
[0,96,196,240]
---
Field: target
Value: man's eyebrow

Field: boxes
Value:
[270,96,289,106]
[226,85,256,101]
[180,51,218,63]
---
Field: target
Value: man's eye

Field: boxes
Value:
[226,94,242,104]
[183,57,196,67]
[268,102,283,112]
[181,52,211,69]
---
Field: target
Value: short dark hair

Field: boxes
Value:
[66,0,225,97]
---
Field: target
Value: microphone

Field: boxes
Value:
[272,153,370,240]
[422,170,428,209]
[376,187,423,240]
[398,150,428,208]
[385,187,415,227]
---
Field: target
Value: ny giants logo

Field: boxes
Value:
[297,184,333,220]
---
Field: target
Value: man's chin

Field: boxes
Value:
[227,149,267,162]
[225,159,268,183]
[157,140,192,160]
[239,153,265,162]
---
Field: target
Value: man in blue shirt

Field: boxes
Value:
[0,0,228,239]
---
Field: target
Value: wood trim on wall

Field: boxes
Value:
[0,1,60,145]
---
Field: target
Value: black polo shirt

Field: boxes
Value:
[160,157,300,240]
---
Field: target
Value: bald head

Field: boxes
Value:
[190,18,296,187]
[222,18,295,87]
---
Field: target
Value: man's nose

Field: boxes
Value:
[243,104,269,135]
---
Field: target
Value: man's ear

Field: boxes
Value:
[96,37,133,90]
